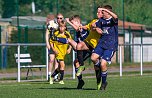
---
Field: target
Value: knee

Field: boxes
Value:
[49,59,54,63]
[74,59,79,68]
[94,65,100,70]
[76,44,82,50]
[91,55,97,63]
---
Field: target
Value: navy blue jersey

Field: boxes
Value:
[96,17,118,51]
[75,28,89,43]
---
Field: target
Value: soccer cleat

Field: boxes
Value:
[77,79,85,89]
[100,82,108,91]
[49,77,54,84]
[97,82,101,90]
[59,80,64,84]
[76,66,85,76]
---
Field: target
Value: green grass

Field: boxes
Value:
[0,75,152,98]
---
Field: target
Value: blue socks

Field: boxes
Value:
[101,70,107,84]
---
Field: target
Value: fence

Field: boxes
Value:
[1,43,152,82]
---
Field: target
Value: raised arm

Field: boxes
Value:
[65,18,79,31]
[101,8,118,19]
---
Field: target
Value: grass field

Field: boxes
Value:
[0,75,152,98]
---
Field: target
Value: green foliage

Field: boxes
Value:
[1,0,152,26]
[2,0,16,18]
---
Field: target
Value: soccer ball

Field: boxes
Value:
[47,20,58,30]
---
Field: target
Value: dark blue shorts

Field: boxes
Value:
[93,45,115,64]
[48,49,54,54]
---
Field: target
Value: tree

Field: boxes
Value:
[2,0,16,18]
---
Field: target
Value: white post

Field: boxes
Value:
[140,45,143,75]
[72,50,75,79]
[119,46,122,76]
[46,48,49,80]
[17,45,20,82]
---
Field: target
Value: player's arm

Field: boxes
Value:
[81,25,88,30]
[67,45,72,54]
[50,42,58,55]
[65,18,79,31]
[101,8,118,20]
[45,29,50,50]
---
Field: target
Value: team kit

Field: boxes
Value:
[45,5,118,91]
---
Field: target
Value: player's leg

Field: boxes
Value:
[76,41,89,76]
[100,59,108,90]
[54,59,59,81]
[58,60,65,84]
[91,53,102,90]
[100,50,115,91]
[74,59,85,89]
[50,58,60,84]
[48,53,55,82]
[51,37,77,50]
[68,38,77,50]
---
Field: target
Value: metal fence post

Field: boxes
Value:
[17,45,21,82]
[0,26,1,69]
[140,44,143,75]
[46,47,48,80]
[119,45,122,76]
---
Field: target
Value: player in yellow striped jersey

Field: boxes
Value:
[49,21,72,84]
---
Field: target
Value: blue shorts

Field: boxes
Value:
[48,49,54,54]
[93,45,115,64]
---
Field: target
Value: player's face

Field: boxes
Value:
[59,26,66,33]
[97,8,103,19]
[71,19,81,27]
[102,10,110,19]
[57,15,64,23]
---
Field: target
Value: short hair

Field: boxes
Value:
[56,13,64,18]
[69,15,81,22]
[97,5,103,10]
[103,5,112,11]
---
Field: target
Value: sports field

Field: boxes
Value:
[0,75,152,98]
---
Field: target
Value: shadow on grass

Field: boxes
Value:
[39,87,96,90]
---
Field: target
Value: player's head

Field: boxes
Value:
[97,5,103,19]
[46,14,55,24]
[102,5,113,19]
[56,13,64,23]
[69,15,81,27]
[59,20,66,33]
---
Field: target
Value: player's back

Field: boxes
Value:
[84,19,101,48]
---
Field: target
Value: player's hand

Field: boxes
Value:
[66,49,71,54]
[54,50,58,55]
[46,44,51,50]
[92,22,96,28]
[65,18,70,23]
[96,27,103,34]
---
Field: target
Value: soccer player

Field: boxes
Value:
[46,13,64,83]
[49,20,72,84]
[52,7,103,89]
[91,5,118,91]
[71,7,103,90]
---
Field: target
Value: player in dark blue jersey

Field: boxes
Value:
[91,5,118,91]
